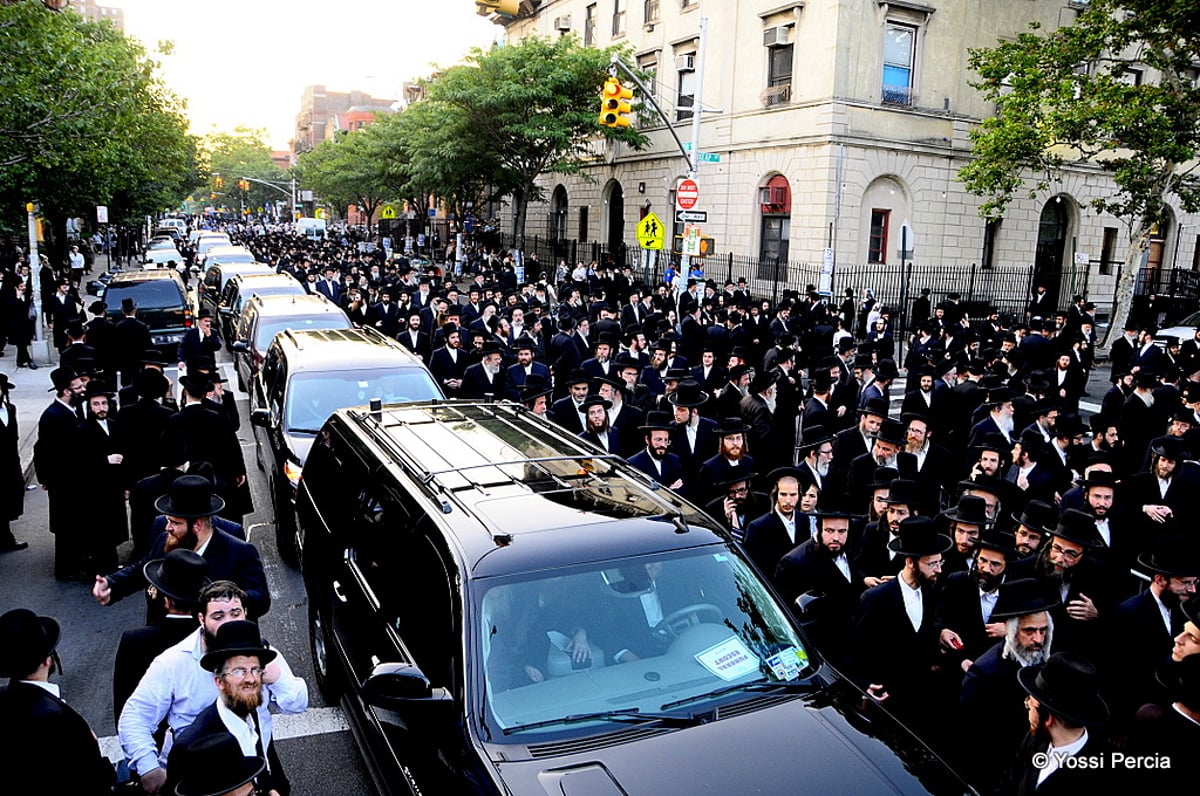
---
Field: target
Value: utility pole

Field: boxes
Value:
[26,202,48,362]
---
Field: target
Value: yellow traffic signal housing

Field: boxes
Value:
[476,0,520,16]
[599,78,634,128]
[238,179,250,192]
[214,176,224,188]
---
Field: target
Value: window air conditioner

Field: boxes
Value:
[553,16,571,31]
[675,54,696,72]
[763,26,791,48]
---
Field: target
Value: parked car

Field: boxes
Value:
[295,400,972,796]
[232,293,351,391]
[93,269,191,359]
[143,247,185,269]
[218,272,306,346]
[249,327,440,563]
[199,260,275,319]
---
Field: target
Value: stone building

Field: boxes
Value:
[486,0,1200,319]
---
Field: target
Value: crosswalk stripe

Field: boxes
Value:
[96,706,349,762]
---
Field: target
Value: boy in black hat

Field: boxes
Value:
[0,608,116,794]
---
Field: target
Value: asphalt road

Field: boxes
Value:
[0,361,374,795]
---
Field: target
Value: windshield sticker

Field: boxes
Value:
[694,637,760,681]
[766,647,805,681]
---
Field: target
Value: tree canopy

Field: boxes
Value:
[198,127,290,217]
[960,0,1200,343]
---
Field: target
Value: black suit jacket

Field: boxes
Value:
[460,362,507,400]
[106,527,270,620]
[1109,590,1181,717]
[34,400,79,490]
[549,397,585,434]
[935,570,997,664]
[741,511,801,576]
[626,449,684,488]
[116,398,175,484]
[166,700,290,795]
[0,681,115,794]
[849,578,943,707]
[774,539,864,619]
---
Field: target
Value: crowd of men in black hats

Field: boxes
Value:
[3,218,1199,792]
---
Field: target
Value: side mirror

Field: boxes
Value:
[231,340,249,353]
[361,662,451,707]
[85,281,101,296]
[249,408,272,428]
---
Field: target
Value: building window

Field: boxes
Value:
[638,55,658,100]
[681,0,695,8]
[868,209,891,263]
[612,0,626,37]
[882,23,917,106]
[981,218,1000,270]
[579,206,589,242]
[762,43,793,107]
[676,65,696,122]
[1100,226,1118,275]
[644,0,659,24]
[584,4,597,46]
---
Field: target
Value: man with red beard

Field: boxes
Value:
[93,476,270,622]
[118,582,307,795]
[167,620,294,795]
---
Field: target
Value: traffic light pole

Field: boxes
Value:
[607,16,707,274]
[238,175,298,220]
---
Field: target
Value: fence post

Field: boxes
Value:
[967,263,977,308]
[726,252,733,283]
[772,258,781,306]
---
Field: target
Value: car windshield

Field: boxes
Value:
[284,368,441,432]
[106,281,182,311]
[476,547,816,739]
[254,315,349,349]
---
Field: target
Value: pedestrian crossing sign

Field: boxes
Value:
[637,212,665,251]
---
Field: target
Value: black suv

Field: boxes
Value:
[250,328,441,563]
[296,401,969,796]
[93,269,191,359]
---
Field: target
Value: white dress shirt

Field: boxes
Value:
[898,575,924,632]
[1037,728,1089,786]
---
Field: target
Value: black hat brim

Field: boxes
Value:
[142,559,206,608]
[175,754,266,796]
[200,644,279,673]
[154,493,226,519]
[887,533,953,558]
[1017,665,1109,725]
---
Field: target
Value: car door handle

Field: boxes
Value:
[332,580,348,603]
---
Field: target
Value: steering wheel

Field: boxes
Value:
[652,603,724,640]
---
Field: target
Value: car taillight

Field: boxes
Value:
[284,459,303,489]
[184,308,194,328]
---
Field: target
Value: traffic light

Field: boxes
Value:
[475,0,520,16]
[238,179,250,192]
[214,176,223,188]
[599,78,634,128]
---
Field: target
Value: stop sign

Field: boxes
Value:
[676,179,699,210]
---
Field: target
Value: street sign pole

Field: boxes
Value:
[680,15,707,276]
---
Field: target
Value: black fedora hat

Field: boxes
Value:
[196,307,215,320]
[798,424,833,451]
[140,347,169,366]
[1018,652,1109,725]
[199,619,278,673]
[143,549,209,609]
[154,475,226,519]
[724,364,752,383]
[870,466,900,490]
[976,527,1018,557]
[941,494,990,526]
[712,469,757,489]
[1151,436,1189,461]
[1156,655,1200,708]
[179,373,214,396]
[990,577,1060,620]
[1077,469,1118,490]
[1011,499,1057,536]
[1050,413,1088,438]
[714,417,751,437]
[579,393,612,412]
[512,335,537,352]
[858,397,889,418]
[639,411,676,433]
[519,374,553,403]
[564,368,591,387]
[668,379,709,408]
[1052,508,1103,548]
[883,479,922,507]
[972,432,1012,455]
[134,369,170,400]
[0,608,61,678]
[1136,534,1200,578]
[957,475,1006,498]
[900,411,931,428]
[984,386,1018,406]
[874,359,899,380]
[48,366,78,392]
[0,373,14,392]
[748,368,780,394]
[888,516,952,557]
[764,466,805,485]
[875,418,907,447]
[82,379,115,400]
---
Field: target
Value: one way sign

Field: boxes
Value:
[636,212,665,250]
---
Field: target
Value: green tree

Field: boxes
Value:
[296,119,402,223]
[0,1,197,250]
[960,0,1200,345]
[411,35,646,251]
[199,127,288,216]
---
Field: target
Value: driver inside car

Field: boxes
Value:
[601,562,700,664]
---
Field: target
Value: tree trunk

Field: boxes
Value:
[1098,222,1152,351]
[511,183,531,257]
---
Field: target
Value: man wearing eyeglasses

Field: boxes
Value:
[166,620,292,796]
[118,581,308,795]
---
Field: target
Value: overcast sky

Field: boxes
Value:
[113,0,501,150]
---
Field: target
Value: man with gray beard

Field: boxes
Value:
[958,579,1056,790]
[740,369,783,470]
[460,341,508,400]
